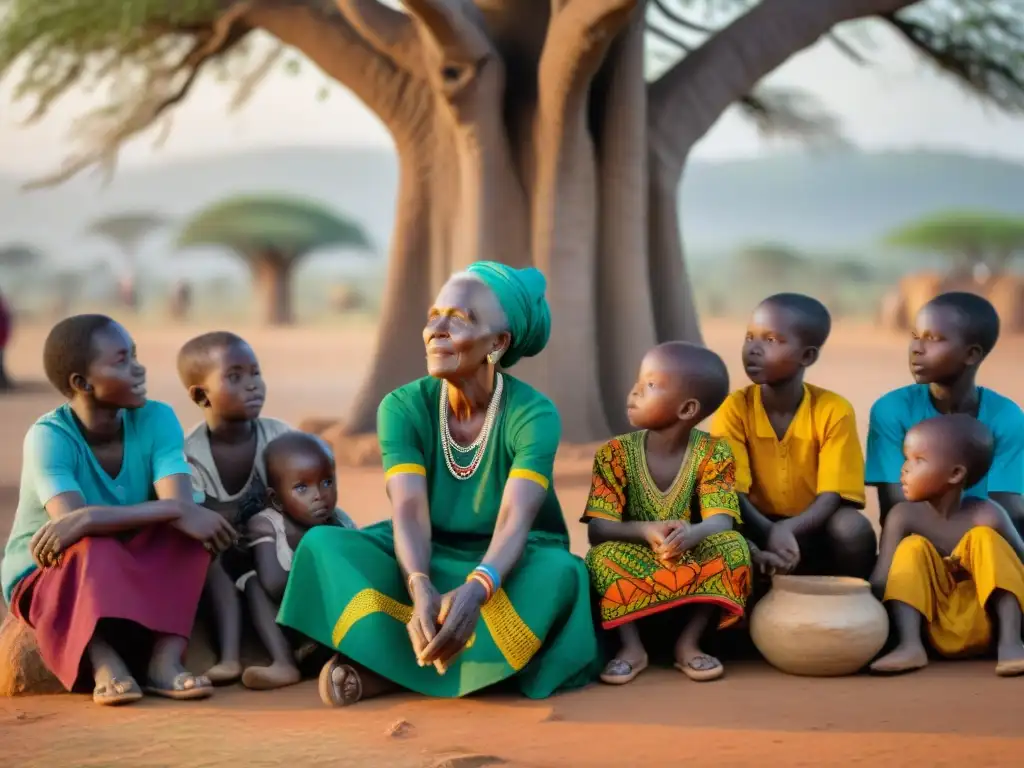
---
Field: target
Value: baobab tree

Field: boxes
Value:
[176,194,373,324]
[86,212,169,309]
[1,1,1022,441]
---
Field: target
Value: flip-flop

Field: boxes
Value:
[599,658,648,685]
[674,655,724,682]
[318,654,363,707]
[93,676,143,706]
[995,658,1024,677]
[144,672,214,700]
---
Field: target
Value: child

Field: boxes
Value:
[866,292,1024,532]
[711,293,877,579]
[176,331,291,684]
[581,342,752,685]
[868,414,1024,676]
[236,431,356,689]
[2,314,235,705]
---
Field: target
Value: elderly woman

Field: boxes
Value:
[278,261,600,704]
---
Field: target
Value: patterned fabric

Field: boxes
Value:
[581,430,752,629]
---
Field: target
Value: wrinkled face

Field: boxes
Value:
[742,303,811,385]
[909,304,980,385]
[194,342,266,420]
[423,277,507,380]
[626,348,699,430]
[900,426,961,502]
[78,321,148,410]
[270,449,338,528]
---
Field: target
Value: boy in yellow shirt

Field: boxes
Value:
[711,293,877,578]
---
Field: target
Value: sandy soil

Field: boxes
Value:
[2,318,1023,767]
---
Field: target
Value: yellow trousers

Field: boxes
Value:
[884,526,1024,657]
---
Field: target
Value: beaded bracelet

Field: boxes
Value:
[474,563,501,593]
[466,571,494,602]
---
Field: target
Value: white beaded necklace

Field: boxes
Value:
[439,373,504,480]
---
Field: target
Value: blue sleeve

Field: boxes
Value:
[24,425,83,505]
[988,403,1024,494]
[145,402,192,483]
[864,393,907,486]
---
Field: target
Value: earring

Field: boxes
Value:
[487,350,502,365]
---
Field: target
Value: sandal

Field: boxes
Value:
[144,671,214,700]
[318,654,363,707]
[93,676,143,706]
[995,658,1024,678]
[599,658,648,685]
[674,654,725,682]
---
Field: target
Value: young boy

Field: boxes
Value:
[868,414,1024,676]
[711,293,876,579]
[866,292,1024,534]
[176,331,291,685]
[237,432,355,690]
[582,342,752,685]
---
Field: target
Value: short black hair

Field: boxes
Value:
[42,314,116,397]
[264,431,335,490]
[760,293,832,348]
[654,341,731,418]
[915,414,995,488]
[176,331,249,387]
[923,292,1000,358]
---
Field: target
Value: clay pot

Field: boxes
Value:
[750,575,889,677]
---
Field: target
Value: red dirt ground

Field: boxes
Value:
[1,319,1023,767]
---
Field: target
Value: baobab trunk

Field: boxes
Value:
[245,0,916,441]
[250,253,294,326]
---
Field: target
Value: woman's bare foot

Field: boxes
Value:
[995,639,1024,677]
[869,643,929,675]
[205,659,243,685]
[318,655,395,707]
[242,662,302,690]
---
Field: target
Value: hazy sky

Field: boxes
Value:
[1,21,1022,175]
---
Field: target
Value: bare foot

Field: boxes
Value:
[869,644,929,675]
[995,639,1024,677]
[205,660,243,686]
[242,662,302,690]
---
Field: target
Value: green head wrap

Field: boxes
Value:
[466,261,551,368]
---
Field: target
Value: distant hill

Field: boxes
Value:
[1,147,1023,272]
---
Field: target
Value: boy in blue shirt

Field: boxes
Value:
[866,292,1024,533]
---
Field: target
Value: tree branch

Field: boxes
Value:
[647,0,915,172]
[335,0,420,71]
[24,2,255,189]
[401,0,494,103]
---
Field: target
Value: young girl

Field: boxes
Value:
[1,314,236,705]
[236,431,355,690]
[582,342,753,685]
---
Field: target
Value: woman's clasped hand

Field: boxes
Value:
[406,576,488,672]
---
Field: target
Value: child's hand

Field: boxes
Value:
[751,546,787,575]
[641,521,683,551]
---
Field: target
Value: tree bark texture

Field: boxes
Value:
[246,0,917,441]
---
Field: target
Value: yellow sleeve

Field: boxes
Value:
[816,398,866,507]
[709,391,752,495]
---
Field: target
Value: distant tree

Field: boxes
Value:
[0,242,43,271]
[176,195,373,325]
[735,243,807,280]
[86,212,169,309]
[884,211,1024,273]
[823,258,874,283]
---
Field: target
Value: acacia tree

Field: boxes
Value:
[2,1,1022,441]
[176,194,373,324]
[885,211,1024,273]
[86,211,168,308]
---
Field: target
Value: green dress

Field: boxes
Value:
[277,375,601,698]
